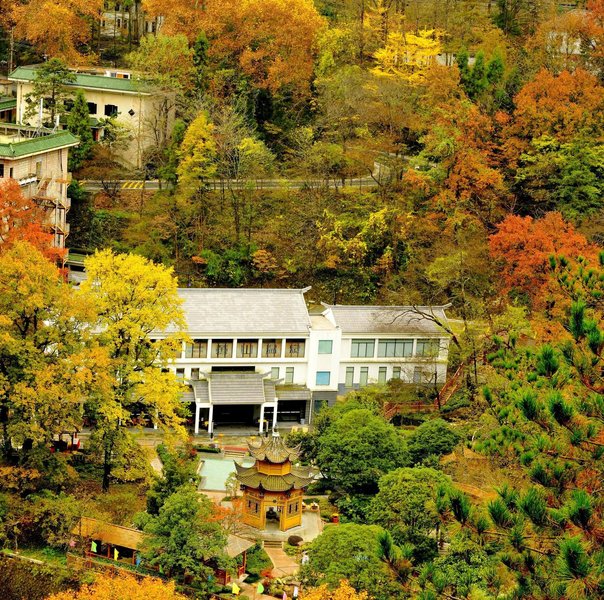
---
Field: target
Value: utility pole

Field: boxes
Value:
[8,27,15,74]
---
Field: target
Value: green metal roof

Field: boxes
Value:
[9,66,149,94]
[0,97,16,112]
[0,130,79,159]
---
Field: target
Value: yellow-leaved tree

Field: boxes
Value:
[177,112,218,196]
[79,250,187,491]
[303,580,369,600]
[373,29,443,83]
[0,241,107,465]
[48,572,187,600]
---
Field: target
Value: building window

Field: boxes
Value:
[345,366,354,387]
[246,499,259,514]
[416,339,440,357]
[288,501,299,515]
[64,99,74,112]
[413,367,422,383]
[318,340,333,354]
[392,366,401,380]
[378,339,413,357]
[185,339,207,358]
[87,102,97,115]
[0,163,4,178]
[285,339,305,358]
[262,339,282,358]
[351,339,375,358]
[378,367,387,384]
[316,371,330,386]
[285,367,294,384]
[237,339,258,358]
[191,368,200,381]
[175,368,185,379]
[270,367,279,380]
[211,340,233,358]
[104,104,119,117]
[359,367,369,386]
[9,167,13,178]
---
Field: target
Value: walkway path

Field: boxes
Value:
[80,176,381,193]
[264,546,299,577]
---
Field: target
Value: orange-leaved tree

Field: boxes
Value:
[0,178,66,265]
[143,0,325,96]
[489,211,598,311]
[12,0,103,64]
[502,68,604,166]
[47,573,187,600]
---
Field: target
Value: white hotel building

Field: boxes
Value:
[158,288,450,435]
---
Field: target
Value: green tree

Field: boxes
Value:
[24,58,75,126]
[407,419,460,465]
[143,486,229,585]
[316,408,409,495]
[301,523,404,600]
[369,467,450,562]
[66,90,94,171]
[80,250,187,491]
[146,444,199,515]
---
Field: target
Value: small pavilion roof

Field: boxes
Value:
[247,433,300,463]
[234,462,316,492]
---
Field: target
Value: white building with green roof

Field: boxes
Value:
[0,124,78,248]
[9,66,173,169]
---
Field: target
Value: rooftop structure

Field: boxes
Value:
[9,65,174,168]
[0,124,78,249]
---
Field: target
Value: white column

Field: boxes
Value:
[259,404,265,434]
[272,403,278,430]
[208,404,214,438]
[194,403,201,435]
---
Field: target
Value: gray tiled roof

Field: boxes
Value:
[325,305,450,335]
[167,288,312,335]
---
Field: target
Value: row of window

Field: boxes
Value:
[344,365,435,386]
[351,338,441,358]
[176,366,297,384]
[183,339,306,360]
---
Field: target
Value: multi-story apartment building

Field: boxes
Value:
[155,288,450,435]
[9,66,173,169]
[0,124,78,249]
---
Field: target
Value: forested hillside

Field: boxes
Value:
[0,1,603,599]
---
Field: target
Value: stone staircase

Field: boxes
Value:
[263,539,284,549]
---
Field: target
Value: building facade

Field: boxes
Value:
[156,288,450,435]
[0,124,78,249]
[9,66,174,169]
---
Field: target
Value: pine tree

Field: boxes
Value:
[66,90,94,172]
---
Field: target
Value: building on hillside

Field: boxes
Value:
[72,516,253,585]
[153,288,450,435]
[235,434,316,531]
[100,1,163,39]
[8,65,174,169]
[0,124,78,249]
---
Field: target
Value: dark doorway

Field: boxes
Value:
[277,400,307,422]
[213,404,255,425]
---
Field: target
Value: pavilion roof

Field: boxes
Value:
[234,462,316,492]
[247,433,300,464]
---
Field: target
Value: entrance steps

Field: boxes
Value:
[223,448,248,459]
[263,540,284,549]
